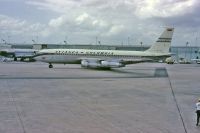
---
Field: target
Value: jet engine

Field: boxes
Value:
[101,61,125,68]
[81,60,125,68]
[81,60,101,68]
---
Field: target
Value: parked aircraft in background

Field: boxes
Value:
[34,28,174,69]
[191,58,200,64]
[191,50,200,64]
[0,48,38,61]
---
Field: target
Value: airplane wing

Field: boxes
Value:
[191,59,200,61]
[121,58,154,65]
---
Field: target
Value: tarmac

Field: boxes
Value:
[0,62,200,133]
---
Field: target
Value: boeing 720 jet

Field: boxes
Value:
[34,28,174,69]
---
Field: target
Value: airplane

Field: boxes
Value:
[34,28,174,69]
[0,48,38,62]
[191,50,200,64]
[191,58,200,64]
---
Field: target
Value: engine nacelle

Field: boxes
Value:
[101,61,125,68]
[81,60,101,68]
[81,60,125,68]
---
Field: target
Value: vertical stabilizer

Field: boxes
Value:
[146,28,174,53]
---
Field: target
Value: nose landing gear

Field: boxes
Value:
[49,63,53,68]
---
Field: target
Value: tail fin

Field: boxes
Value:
[146,28,174,53]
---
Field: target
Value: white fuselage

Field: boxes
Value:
[33,28,174,68]
[34,49,170,64]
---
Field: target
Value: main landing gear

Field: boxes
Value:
[14,57,17,61]
[49,63,53,68]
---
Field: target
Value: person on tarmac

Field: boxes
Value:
[196,99,200,126]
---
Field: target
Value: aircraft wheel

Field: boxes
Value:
[49,64,53,68]
[20,58,24,61]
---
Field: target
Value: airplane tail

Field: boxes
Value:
[146,28,174,54]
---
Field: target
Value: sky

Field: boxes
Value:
[0,0,200,46]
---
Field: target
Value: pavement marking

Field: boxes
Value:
[167,72,188,133]
[7,83,27,133]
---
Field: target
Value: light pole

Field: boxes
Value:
[140,42,143,51]
[128,37,130,45]
[36,36,38,44]
[2,39,6,44]
[185,41,189,60]
[32,39,36,44]
[96,36,98,45]
[64,36,68,45]
[64,41,67,44]
[98,41,101,45]
[7,35,10,45]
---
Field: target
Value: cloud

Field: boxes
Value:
[26,0,81,13]
[26,0,200,29]
[0,15,45,38]
[106,25,125,36]
[1,0,200,45]
[133,0,198,18]
[42,12,109,37]
[0,15,26,31]
[0,15,45,42]
[76,13,90,25]
[49,15,67,28]
[26,0,199,17]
